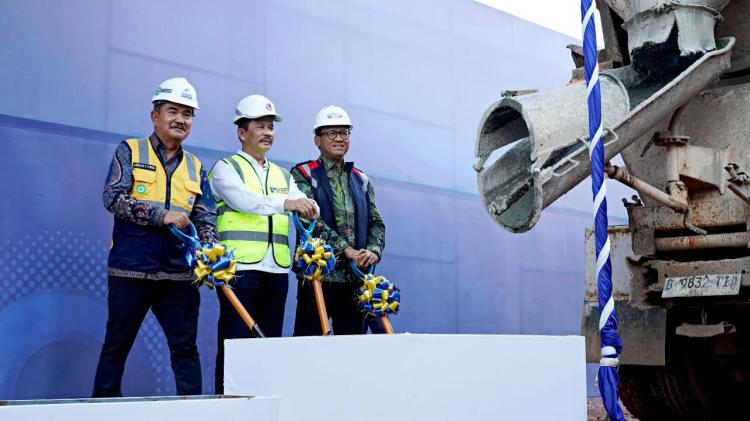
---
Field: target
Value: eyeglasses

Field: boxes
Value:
[319,129,351,140]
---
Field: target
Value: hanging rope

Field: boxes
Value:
[169,221,265,338]
[580,2,624,420]
[293,212,335,336]
[350,261,399,334]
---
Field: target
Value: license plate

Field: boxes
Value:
[662,273,741,298]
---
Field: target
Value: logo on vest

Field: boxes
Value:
[135,184,147,194]
[187,195,195,206]
[269,187,289,194]
[133,162,156,171]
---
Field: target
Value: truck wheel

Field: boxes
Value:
[619,363,713,420]
[619,365,664,420]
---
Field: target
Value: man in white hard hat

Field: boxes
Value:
[94,77,216,397]
[291,105,386,336]
[209,94,318,393]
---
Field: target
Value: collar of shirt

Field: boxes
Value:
[149,133,183,167]
[237,150,270,174]
[319,154,352,174]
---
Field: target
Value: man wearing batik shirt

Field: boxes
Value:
[93,77,216,397]
[291,105,386,336]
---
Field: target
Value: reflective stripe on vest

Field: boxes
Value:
[219,231,289,245]
[211,155,291,267]
[126,138,202,215]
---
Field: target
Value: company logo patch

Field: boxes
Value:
[187,195,195,206]
[133,162,156,171]
[181,89,193,100]
[154,87,172,95]
[326,113,342,119]
[269,187,289,194]
[135,184,147,194]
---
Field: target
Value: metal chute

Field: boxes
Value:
[474,37,734,233]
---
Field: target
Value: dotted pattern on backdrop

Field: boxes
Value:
[0,230,219,395]
[0,231,109,309]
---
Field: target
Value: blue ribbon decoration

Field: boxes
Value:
[292,213,335,282]
[169,221,237,288]
[350,261,400,318]
[170,221,200,269]
[580,2,624,420]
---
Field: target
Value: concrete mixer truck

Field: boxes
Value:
[474,1,750,418]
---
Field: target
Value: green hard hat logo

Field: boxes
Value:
[136,184,147,194]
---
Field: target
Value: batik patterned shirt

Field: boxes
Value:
[103,133,217,280]
[290,155,385,283]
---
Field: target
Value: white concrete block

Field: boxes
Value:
[0,395,279,421]
[225,334,586,421]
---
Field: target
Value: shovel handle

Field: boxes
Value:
[379,315,394,334]
[312,279,332,336]
[221,286,265,338]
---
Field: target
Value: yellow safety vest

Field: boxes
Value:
[211,155,291,267]
[126,138,202,215]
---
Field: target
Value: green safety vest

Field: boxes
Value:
[210,154,291,267]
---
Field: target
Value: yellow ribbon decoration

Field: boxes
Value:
[356,273,400,317]
[294,237,335,282]
[192,244,238,288]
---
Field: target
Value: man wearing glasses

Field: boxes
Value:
[291,105,386,335]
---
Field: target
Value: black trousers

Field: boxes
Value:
[293,279,386,336]
[214,270,288,394]
[92,276,201,397]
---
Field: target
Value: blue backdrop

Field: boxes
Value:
[0,0,615,398]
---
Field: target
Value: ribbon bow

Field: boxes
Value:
[350,261,400,318]
[169,222,237,288]
[292,213,335,282]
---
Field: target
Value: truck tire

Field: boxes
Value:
[619,364,713,420]
[619,365,660,420]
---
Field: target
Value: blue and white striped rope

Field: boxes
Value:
[580,1,624,420]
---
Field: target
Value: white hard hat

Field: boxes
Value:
[233,95,282,124]
[313,105,352,132]
[152,77,199,109]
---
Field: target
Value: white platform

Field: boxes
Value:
[225,334,586,421]
[0,395,279,421]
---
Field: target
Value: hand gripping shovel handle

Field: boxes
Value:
[293,213,333,336]
[312,279,333,336]
[221,286,265,338]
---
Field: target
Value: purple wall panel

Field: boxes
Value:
[0,0,609,399]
